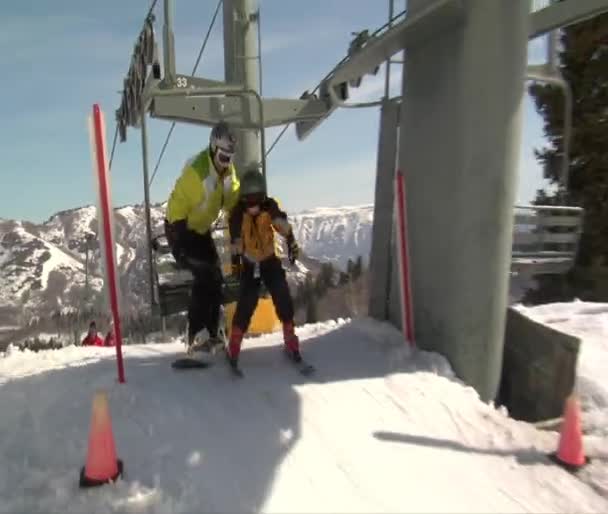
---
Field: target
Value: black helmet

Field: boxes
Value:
[240,169,266,206]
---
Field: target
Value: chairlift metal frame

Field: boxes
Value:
[142,85,269,332]
[116,15,270,328]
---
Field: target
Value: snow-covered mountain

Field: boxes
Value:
[290,205,373,269]
[0,202,373,321]
[0,204,167,321]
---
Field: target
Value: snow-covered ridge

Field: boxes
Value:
[289,204,373,269]
[0,202,371,317]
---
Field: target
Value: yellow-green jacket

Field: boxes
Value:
[166,149,240,235]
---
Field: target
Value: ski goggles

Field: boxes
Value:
[242,193,265,207]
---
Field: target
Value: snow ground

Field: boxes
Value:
[514,301,608,438]
[1,317,607,513]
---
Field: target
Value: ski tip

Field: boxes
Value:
[228,364,244,378]
[171,358,212,369]
[300,365,315,376]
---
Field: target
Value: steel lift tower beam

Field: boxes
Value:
[530,0,608,39]
[293,0,608,403]
[115,0,331,308]
[396,0,532,402]
[114,0,608,398]
[296,0,608,142]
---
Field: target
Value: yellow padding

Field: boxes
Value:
[225,297,281,336]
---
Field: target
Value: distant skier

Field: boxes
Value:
[226,168,302,371]
[164,121,241,353]
[104,323,115,347]
[81,321,104,346]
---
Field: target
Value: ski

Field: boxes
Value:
[171,357,213,369]
[295,360,315,376]
[225,350,244,378]
[230,365,244,378]
[284,350,315,376]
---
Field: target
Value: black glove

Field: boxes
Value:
[165,219,189,268]
[286,233,299,264]
[230,254,242,279]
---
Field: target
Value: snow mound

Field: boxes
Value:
[1,318,607,513]
[514,300,608,438]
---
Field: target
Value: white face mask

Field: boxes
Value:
[247,204,261,216]
[213,146,234,171]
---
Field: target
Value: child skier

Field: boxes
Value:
[227,168,303,371]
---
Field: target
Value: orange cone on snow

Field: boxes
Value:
[550,394,588,471]
[79,391,123,487]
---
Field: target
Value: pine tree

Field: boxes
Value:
[314,262,336,296]
[528,12,608,300]
[352,256,363,280]
[338,271,350,285]
[304,275,318,323]
[346,258,355,278]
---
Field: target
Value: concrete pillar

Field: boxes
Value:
[223,0,261,176]
[369,99,400,320]
[395,0,531,401]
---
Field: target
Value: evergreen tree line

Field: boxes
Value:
[16,308,186,351]
[12,256,367,350]
[527,11,608,302]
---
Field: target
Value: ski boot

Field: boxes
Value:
[201,336,225,354]
[283,321,302,363]
[186,331,221,354]
[226,326,244,377]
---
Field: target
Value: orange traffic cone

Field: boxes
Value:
[79,391,123,487]
[550,394,589,471]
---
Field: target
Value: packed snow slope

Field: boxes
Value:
[1,318,607,513]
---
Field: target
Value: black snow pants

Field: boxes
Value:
[165,221,223,342]
[233,256,294,332]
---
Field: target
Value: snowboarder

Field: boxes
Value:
[226,168,302,370]
[81,321,104,347]
[164,121,241,353]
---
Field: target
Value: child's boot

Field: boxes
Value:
[282,320,302,362]
[227,326,244,369]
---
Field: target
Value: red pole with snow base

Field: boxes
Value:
[395,169,415,347]
[88,104,126,383]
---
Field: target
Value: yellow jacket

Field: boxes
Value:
[229,197,292,263]
[166,149,240,235]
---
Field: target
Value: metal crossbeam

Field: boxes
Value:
[329,0,464,88]
[529,0,608,39]
[295,0,464,140]
[150,94,328,128]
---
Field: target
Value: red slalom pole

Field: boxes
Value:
[89,104,126,383]
[395,169,415,347]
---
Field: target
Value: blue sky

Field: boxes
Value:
[0,0,550,223]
